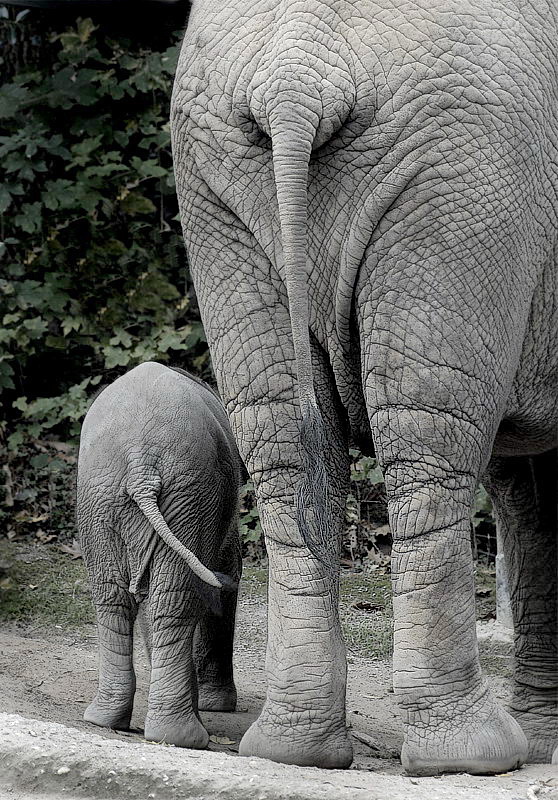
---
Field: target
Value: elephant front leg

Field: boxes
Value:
[485,449,558,763]
[84,585,137,730]
[143,580,208,749]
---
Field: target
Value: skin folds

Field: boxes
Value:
[77,362,243,748]
[171,0,558,773]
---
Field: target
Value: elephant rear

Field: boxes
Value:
[78,360,241,585]
[77,361,243,748]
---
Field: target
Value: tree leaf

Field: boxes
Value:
[120,192,156,216]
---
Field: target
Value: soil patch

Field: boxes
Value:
[0,544,556,799]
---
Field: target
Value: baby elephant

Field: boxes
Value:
[77,361,244,748]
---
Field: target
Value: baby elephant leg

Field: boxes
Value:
[196,534,241,712]
[195,589,239,712]
[84,583,136,730]
[143,576,209,749]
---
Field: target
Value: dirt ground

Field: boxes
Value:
[0,586,403,772]
[0,547,556,799]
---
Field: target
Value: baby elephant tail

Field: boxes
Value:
[129,489,236,615]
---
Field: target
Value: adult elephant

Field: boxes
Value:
[171,0,558,775]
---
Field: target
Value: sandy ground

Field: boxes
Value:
[0,587,556,799]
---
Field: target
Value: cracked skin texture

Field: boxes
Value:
[77,362,243,749]
[171,0,558,774]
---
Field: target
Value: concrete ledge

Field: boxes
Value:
[0,713,555,800]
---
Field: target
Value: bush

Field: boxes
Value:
[0,14,208,455]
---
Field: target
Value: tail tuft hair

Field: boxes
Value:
[191,572,238,617]
[295,400,333,569]
[213,572,239,593]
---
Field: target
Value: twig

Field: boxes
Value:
[351,730,382,751]
[2,464,14,507]
[351,729,400,759]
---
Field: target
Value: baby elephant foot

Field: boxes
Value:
[198,682,237,712]
[402,690,528,776]
[144,711,210,749]
[83,695,133,731]
[511,684,558,763]
[239,703,353,768]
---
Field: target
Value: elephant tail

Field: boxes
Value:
[129,488,236,615]
[265,115,333,568]
[247,59,354,568]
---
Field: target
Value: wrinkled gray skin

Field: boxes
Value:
[171,0,558,775]
[77,361,243,748]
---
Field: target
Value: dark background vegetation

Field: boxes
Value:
[0,7,496,566]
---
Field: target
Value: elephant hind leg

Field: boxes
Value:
[485,448,558,763]
[84,582,137,730]
[196,528,241,712]
[364,400,527,774]
[382,450,527,776]
[236,338,353,769]
[143,571,209,749]
[195,594,238,712]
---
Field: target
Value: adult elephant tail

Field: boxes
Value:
[246,63,349,567]
[246,49,355,567]
[269,119,332,567]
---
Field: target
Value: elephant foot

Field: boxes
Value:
[510,684,558,763]
[198,682,237,712]
[144,711,210,749]
[239,705,353,768]
[83,696,133,731]
[401,692,528,776]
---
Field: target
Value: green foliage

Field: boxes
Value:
[472,484,493,527]
[1,439,77,545]
[472,484,496,562]
[238,480,264,561]
[0,15,209,457]
[238,481,262,541]
[349,449,384,486]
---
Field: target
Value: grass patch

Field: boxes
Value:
[340,570,393,660]
[240,565,268,600]
[340,570,391,607]
[479,640,513,678]
[0,541,94,628]
[342,614,393,660]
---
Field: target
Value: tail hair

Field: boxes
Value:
[295,400,334,569]
[191,570,238,617]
